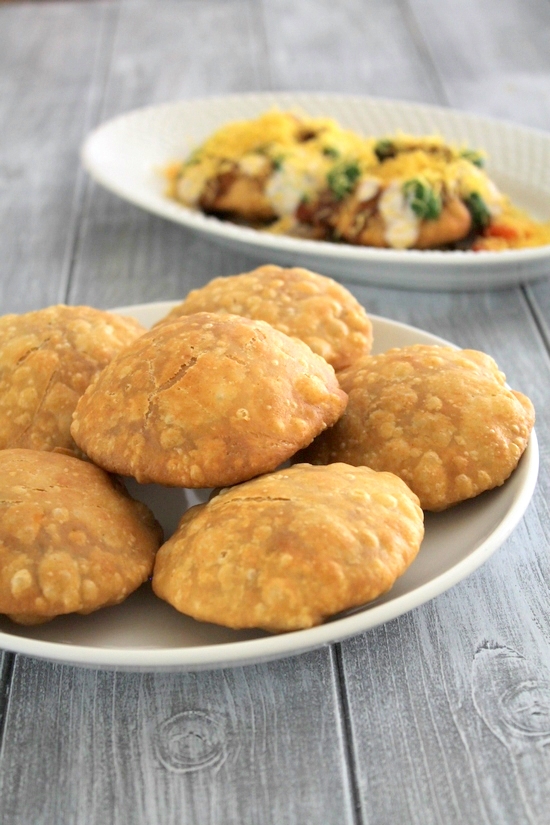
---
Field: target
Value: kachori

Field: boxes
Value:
[0,304,145,453]
[301,344,535,511]
[71,312,348,488]
[0,448,162,625]
[152,462,424,632]
[156,265,373,371]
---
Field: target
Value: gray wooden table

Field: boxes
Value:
[1,1,550,822]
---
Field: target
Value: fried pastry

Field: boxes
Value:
[71,312,348,488]
[156,265,373,371]
[0,304,145,453]
[152,462,424,632]
[0,448,162,625]
[301,344,535,511]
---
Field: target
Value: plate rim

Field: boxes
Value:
[0,302,539,671]
[80,92,550,289]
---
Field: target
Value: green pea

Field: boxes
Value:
[327,161,361,199]
[402,179,442,220]
[464,192,491,228]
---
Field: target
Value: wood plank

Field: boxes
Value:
[0,0,118,314]
[526,280,550,351]
[260,0,443,102]
[300,0,550,778]
[406,0,550,128]
[339,575,550,824]
[0,653,14,745]
[97,0,271,111]
[67,0,279,309]
[0,650,356,825]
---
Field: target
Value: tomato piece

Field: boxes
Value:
[485,223,520,240]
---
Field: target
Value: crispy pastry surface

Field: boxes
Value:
[71,312,348,488]
[152,462,424,632]
[0,449,162,624]
[301,344,535,511]
[157,265,373,371]
[0,305,145,453]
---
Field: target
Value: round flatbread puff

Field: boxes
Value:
[152,462,424,632]
[301,344,535,511]
[156,265,373,371]
[71,312,348,488]
[0,448,163,625]
[0,304,146,453]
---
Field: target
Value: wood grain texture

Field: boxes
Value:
[0,0,117,314]
[260,0,443,102]
[0,1,550,823]
[0,652,14,746]
[339,580,550,824]
[406,0,550,129]
[526,280,550,351]
[0,649,355,825]
[339,494,550,822]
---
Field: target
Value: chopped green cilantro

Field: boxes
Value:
[374,139,396,162]
[460,148,485,168]
[323,146,340,159]
[327,161,361,199]
[402,179,442,220]
[183,149,202,168]
[464,192,491,228]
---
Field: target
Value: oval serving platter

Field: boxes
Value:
[81,93,550,290]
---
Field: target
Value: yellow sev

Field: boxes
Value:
[166,110,375,184]
[188,110,374,162]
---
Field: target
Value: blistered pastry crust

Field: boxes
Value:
[0,304,145,454]
[152,462,424,632]
[302,344,535,511]
[71,312,348,488]
[0,449,162,624]
[157,265,373,371]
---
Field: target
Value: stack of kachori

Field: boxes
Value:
[0,267,535,633]
[0,305,162,625]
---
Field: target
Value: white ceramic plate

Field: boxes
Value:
[81,93,550,291]
[0,301,539,671]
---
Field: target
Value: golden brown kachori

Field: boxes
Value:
[0,448,162,625]
[156,265,373,371]
[0,304,145,453]
[71,312,348,488]
[152,462,424,632]
[301,344,535,511]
